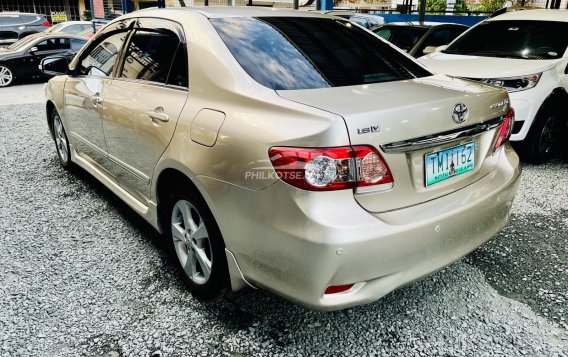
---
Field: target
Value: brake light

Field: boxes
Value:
[494,108,515,149]
[268,145,393,192]
[42,21,51,27]
[324,284,354,294]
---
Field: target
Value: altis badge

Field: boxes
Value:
[357,125,380,135]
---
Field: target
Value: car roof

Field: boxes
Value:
[488,9,568,22]
[57,20,93,24]
[26,32,88,40]
[381,22,466,27]
[135,7,331,19]
[0,12,45,16]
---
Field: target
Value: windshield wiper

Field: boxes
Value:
[468,50,536,59]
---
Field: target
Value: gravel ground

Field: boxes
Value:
[1,92,567,356]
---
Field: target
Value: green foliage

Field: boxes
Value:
[82,10,92,21]
[425,0,447,12]
[480,0,506,12]
[453,0,468,14]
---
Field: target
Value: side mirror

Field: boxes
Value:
[40,56,69,76]
[423,46,437,55]
[29,46,38,53]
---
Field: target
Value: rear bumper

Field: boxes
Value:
[199,145,520,311]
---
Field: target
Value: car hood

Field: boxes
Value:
[418,52,559,78]
[0,48,24,60]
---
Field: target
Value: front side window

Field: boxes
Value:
[79,31,128,76]
[211,17,430,90]
[119,29,181,84]
[444,20,568,60]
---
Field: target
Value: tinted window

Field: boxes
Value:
[36,38,70,51]
[351,17,369,28]
[374,26,429,52]
[445,20,568,60]
[71,39,87,51]
[80,31,128,76]
[120,30,180,84]
[167,44,188,88]
[64,24,91,35]
[211,17,430,90]
[0,15,22,26]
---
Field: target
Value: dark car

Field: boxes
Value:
[0,33,86,87]
[0,12,51,45]
[372,22,468,58]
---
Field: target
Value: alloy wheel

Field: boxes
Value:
[171,200,213,285]
[0,66,13,87]
[53,113,69,164]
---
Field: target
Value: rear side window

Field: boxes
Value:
[167,44,188,88]
[36,38,69,51]
[119,30,181,85]
[211,17,430,90]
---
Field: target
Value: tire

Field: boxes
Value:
[163,186,230,300]
[50,110,72,169]
[517,99,565,164]
[0,64,15,87]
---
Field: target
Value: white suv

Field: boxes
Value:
[419,10,568,163]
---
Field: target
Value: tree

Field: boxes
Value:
[454,0,468,14]
[480,0,506,12]
[425,0,446,12]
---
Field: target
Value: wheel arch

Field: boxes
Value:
[46,100,57,139]
[537,87,568,116]
[155,167,216,236]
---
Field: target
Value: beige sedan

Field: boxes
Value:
[42,7,520,310]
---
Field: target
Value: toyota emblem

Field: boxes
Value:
[452,103,468,124]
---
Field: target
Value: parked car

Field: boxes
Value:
[44,21,95,35]
[43,8,520,311]
[0,12,50,45]
[316,10,385,28]
[372,22,468,57]
[419,10,568,163]
[0,33,86,87]
[75,23,104,39]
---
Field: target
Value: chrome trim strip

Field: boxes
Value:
[69,132,108,157]
[380,116,505,153]
[108,154,150,184]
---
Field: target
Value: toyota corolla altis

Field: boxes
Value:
[43,8,520,310]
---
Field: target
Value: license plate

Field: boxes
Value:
[425,142,475,187]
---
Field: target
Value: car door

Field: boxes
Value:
[64,22,132,178]
[102,18,188,203]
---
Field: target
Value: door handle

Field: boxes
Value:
[91,93,102,106]
[148,108,169,123]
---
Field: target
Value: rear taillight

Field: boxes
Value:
[42,21,51,27]
[268,145,393,192]
[494,108,515,150]
[324,284,354,295]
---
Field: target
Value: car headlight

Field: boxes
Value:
[481,73,541,93]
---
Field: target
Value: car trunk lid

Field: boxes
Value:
[277,75,511,212]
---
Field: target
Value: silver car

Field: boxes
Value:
[43,7,520,310]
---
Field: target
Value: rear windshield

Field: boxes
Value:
[444,20,568,60]
[210,17,430,90]
[373,26,429,52]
